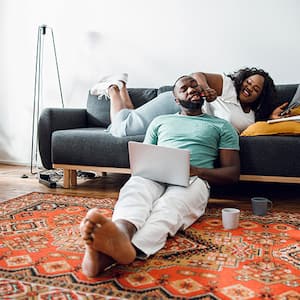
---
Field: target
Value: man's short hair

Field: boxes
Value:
[173,75,192,91]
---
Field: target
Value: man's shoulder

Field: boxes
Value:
[149,113,178,128]
[203,114,238,136]
[153,113,178,121]
[202,113,230,124]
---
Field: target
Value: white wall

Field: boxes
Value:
[1,0,300,165]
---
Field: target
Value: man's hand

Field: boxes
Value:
[189,149,240,185]
[190,165,200,177]
[270,102,291,119]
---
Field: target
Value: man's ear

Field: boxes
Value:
[173,91,179,104]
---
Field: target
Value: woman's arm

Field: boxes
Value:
[269,102,291,119]
[190,72,223,102]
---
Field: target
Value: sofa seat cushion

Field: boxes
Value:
[239,135,300,177]
[52,128,144,168]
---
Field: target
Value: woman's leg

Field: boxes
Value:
[120,83,134,109]
[108,85,126,121]
[108,82,134,121]
[90,73,133,121]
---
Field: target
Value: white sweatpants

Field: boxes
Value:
[112,175,210,257]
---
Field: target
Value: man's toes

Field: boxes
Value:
[85,220,97,232]
[86,209,108,225]
[80,218,94,234]
[82,231,92,240]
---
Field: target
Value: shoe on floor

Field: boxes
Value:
[90,73,128,98]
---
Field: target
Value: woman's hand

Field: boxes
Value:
[270,102,291,119]
[201,87,217,102]
[191,72,219,102]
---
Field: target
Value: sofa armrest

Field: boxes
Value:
[38,107,87,169]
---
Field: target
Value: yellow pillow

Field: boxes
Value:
[291,106,300,116]
[241,121,300,136]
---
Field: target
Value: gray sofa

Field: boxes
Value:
[38,84,300,188]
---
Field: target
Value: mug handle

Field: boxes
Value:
[267,200,273,210]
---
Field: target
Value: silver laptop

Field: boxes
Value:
[128,141,190,187]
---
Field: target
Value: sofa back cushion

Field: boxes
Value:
[273,84,299,111]
[86,83,299,128]
[86,88,158,127]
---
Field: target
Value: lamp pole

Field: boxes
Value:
[31,24,64,174]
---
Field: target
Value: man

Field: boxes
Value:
[80,75,240,277]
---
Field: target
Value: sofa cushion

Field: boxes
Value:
[158,85,173,94]
[52,128,144,168]
[86,88,158,128]
[272,84,299,111]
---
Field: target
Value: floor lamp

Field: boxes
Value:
[31,24,64,174]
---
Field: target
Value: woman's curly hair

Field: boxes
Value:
[227,67,277,120]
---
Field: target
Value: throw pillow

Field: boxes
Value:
[290,106,300,116]
[240,121,300,136]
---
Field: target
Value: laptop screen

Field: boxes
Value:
[128,141,190,187]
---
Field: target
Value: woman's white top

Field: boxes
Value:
[202,74,255,133]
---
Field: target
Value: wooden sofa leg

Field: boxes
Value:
[70,170,77,186]
[63,169,71,188]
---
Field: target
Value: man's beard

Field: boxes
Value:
[178,98,204,110]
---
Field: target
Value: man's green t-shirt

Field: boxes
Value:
[144,113,239,168]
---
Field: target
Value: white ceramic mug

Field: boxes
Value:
[222,208,240,230]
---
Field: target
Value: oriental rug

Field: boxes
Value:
[0,192,299,299]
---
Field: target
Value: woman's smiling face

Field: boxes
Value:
[239,74,265,105]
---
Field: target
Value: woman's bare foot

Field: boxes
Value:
[81,208,136,264]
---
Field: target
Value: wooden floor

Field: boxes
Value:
[0,164,299,211]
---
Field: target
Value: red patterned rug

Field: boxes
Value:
[0,192,299,299]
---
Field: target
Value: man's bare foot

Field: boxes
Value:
[81,245,115,277]
[80,216,115,276]
[81,208,136,264]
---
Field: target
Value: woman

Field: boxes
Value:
[191,67,280,132]
[90,68,286,136]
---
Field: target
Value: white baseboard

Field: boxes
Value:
[0,160,29,166]
[0,160,43,168]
